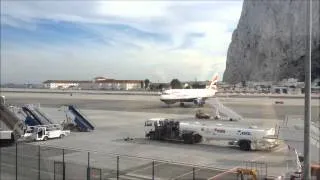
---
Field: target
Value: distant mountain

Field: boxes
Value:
[223,0,320,83]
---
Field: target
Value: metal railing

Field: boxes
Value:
[0,143,281,180]
[0,143,238,180]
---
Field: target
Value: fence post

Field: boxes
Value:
[54,161,56,180]
[38,145,40,180]
[193,167,195,180]
[0,145,2,179]
[62,149,65,180]
[152,161,155,180]
[265,163,268,179]
[16,142,18,180]
[117,156,119,180]
[0,146,1,180]
[87,152,90,180]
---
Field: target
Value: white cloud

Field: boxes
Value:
[1,1,243,83]
[97,1,170,18]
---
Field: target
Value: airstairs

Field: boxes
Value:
[21,104,55,125]
[60,105,95,132]
[0,103,25,139]
[207,98,244,121]
[277,115,319,158]
[276,115,320,179]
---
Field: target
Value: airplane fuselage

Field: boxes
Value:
[160,88,216,105]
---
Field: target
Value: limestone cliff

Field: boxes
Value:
[223,0,320,83]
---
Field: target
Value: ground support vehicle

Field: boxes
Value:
[145,118,279,151]
[23,124,70,141]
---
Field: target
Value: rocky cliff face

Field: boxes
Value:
[223,0,320,83]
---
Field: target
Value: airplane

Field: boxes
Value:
[160,74,219,107]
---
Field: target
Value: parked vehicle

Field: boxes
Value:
[23,125,70,141]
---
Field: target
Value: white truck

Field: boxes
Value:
[23,124,70,141]
[145,118,279,151]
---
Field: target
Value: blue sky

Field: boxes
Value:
[1,1,243,84]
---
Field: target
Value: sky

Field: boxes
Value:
[1,1,243,84]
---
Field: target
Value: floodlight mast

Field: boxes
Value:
[303,0,312,179]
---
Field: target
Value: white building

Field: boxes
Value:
[94,79,142,90]
[43,77,143,90]
[278,78,299,87]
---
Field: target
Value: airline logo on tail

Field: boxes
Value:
[208,73,219,90]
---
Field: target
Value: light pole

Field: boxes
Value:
[303,0,312,179]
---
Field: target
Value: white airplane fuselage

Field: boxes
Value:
[160,88,217,105]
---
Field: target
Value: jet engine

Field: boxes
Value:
[194,98,205,106]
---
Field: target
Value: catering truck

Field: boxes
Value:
[145,118,278,151]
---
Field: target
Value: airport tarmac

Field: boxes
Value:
[1,92,319,179]
[2,92,320,120]
[0,108,298,179]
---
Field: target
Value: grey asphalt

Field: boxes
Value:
[0,143,238,180]
[2,92,319,120]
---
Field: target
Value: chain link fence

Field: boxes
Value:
[0,143,280,180]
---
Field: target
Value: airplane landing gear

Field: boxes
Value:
[179,102,185,107]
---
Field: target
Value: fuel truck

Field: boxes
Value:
[145,118,278,151]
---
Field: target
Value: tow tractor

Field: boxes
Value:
[145,118,279,151]
[23,124,70,141]
[195,109,211,119]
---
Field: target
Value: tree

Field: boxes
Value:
[192,82,201,89]
[144,79,150,89]
[170,79,182,89]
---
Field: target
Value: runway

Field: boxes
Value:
[1,92,319,179]
[2,92,320,120]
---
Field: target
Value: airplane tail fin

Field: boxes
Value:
[207,73,219,90]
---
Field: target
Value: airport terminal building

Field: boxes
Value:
[43,77,143,90]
